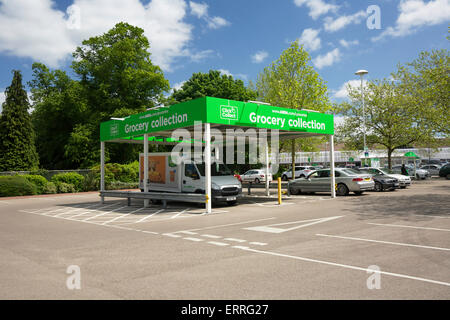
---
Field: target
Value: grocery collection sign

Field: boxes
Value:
[205,97,334,135]
[100,96,334,141]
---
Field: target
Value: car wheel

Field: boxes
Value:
[300,174,305,178]
[227,200,237,206]
[354,191,363,195]
[446,174,450,180]
[374,181,383,192]
[255,178,260,184]
[289,187,298,195]
[336,183,349,196]
[400,185,406,189]
[282,175,288,181]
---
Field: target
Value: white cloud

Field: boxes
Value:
[0,91,5,112]
[218,69,247,81]
[189,1,230,29]
[298,28,321,51]
[0,0,214,71]
[339,39,359,48]
[373,0,450,41]
[293,0,339,20]
[251,50,269,63]
[189,1,207,18]
[313,48,341,69]
[323,10,367,32]
[333,79,367,99]
[218,69,232,76]
[190,49,215,62]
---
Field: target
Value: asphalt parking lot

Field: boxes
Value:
[0,178,449,299]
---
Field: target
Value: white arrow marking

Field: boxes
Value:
[244,216,342,233]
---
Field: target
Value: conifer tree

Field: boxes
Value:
[0,70,39,171]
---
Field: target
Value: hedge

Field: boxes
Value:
[51,172,85,192]
[54,181,76,193]
[22,174,48,194]
[0,176,38,197]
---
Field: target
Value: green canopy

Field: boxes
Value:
[404,151,420,158]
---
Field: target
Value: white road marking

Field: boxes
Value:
[179,217,276,233]
[208,241,229,246]
[163,233,181,238]
[65,202,122,219]
[316,234,450,252]
[368,223,450,232]
[201,234,222,239]
[101,206,148,225]
[232,245,250,250]
[82,206,128,221]
[178,231,197,235]
[233,247,450,287]
[249,242,267,246]
[135,209,164,223]
[183,237,203,242]
[141,230,159,235]
[245,216,342,234]
[224,238,246,243]
[171,208,191,219]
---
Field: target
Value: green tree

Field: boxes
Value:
[256,41,332,173]
[0,70,39,171]
[30,22,170,168]
[169,70,257,104]
[394,49,449,136]
[336,79,435,168]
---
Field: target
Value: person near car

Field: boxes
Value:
[401,164,408,176]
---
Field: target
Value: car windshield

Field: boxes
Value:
[196,163,232,176]
[381,168,395,174]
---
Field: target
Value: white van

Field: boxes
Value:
[139,153,242,205]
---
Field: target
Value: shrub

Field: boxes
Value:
[106,181,139,190]
[55,181,76,193]
[42,182,57,194]
[91,161,139,186]
[82,171,99,191]
[22,174,48,194]
[51,172,85,192]
[0,176,37,197]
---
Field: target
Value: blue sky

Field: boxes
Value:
[0,0,449,109]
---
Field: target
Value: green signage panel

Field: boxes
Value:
[205,97,334,135]
[100,96,334,142]
[100,98,207,141]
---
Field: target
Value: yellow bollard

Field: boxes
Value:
[278,177,282,205]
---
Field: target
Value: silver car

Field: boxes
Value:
[391,165,430,180]
[288,168,375,196]
[419,164,441,176]
[358,167,411,188]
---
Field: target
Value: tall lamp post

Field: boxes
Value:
[355,69,368,165]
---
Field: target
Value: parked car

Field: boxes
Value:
[391,164,429,180]
[419,164,441,176]
[288,168,374,196]
[360,167,411,188]
[439,163,450,179]
[281,166,316,180]
[356,168,399,191]
[240,169,273,184]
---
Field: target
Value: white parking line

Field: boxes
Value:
[178,231,198,235]
[249,242,267,246]
[224,238,246,243]
[65,202,122,219]
[233,246,450,287]
[101,206,147,225]
[82,206,128,221]
[183,237,203,242]
[316,234,450,252]
[208,241,229,246]
[171,208,191,219]
[368,223,450,232]
[135,209,165,223]
[163,233,181,238]
[179,217,276,233]
[201,234,222,239]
